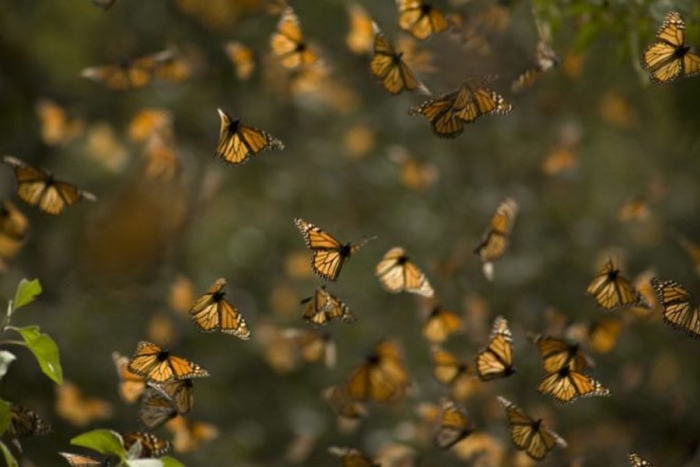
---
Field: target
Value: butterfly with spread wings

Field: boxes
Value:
[215,109,284,165]
[224,41,255,81]
[629,453,653,467]
[3,156,97,215]
[112,351,147,403]
[375,247,434,297]
[434,399,473,450]
[586,258,647,311]
[80,50,174,91]
[409,79,512,138]
[189,277,250,339]
[396,0,448,40]
[370,23,429,95]
[530,334,591,373]
[475,316,515,381]
[270,7,320,69]
[422,306,462,343]
[346,340,410,403]
[512,38,560,93]
[295,218,374,281]
[346,3,374,55]
[301,285,355,326]
[127,341,209,384]
[650,277,700,339]
[474,198,518,281]
[497,396,567,461]
[641,11,700,84]
[538,363,610,403]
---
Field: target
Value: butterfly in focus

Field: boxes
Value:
[497,396,567,461]
[224,41,255,80]
[270,7,320,69]
[80,50,173,91]
[59,453,114,467]
[112,352,146,403]
[346,340,411,403]
[138,388,178,431]
[396,0,448,40]
[189,277,250,339]
[370,23,430,95]
[629,453,653,467]
[431,346,481,402]
[127,341,209,383]
[55,381,113,427]
[434,399,473,450]
[375,247,434,297]
[422,305,462,343]
[3,156,96,215]
[328,446,379,467]
[215,109,284,165]
[166,416,219,453]
[650,277,700,339]
[475,315,515,381]
[474,198,518,281]
[121,432,172,458]
[346,3,374,55]
[35,99,85,146]
[409,78,512,139]
[641,11,700,84]
[537,363,610,403]
[529,334,591,373]
[586,258,647,311]
[6,404,53,440]
[301,285,355,326]
[295,218,374,281]
[511,38,560,93]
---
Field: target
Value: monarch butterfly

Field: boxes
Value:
[497,396,567,461]
[55,381,113,427]
[650,277,700,339]
[270,7,319,69]
[80,51,171,91]
[475,316,515,381]
[59,453,113,467]
[121,432,172,458]
[346,3,374,55]
[189,277,250,339]
[328,446,379,467]
[148,378,194,414]
[422,306,462,343]
[396,0,448,40]
[346,340,410,403]
[434,399,473,450]
[641,11,700,84]
[3,156,97,215]
[511,38,560,93]
[529,334,591,373]
[138,388,178,431]
[474,198,518,281]
[7,404,53,439]
[629,453,653,467]
[0,200,28,242]
[537,364,610,403]
[301,285,355,326]
[587,317,624,353]
[322,385,367,421]
[586,258,647,311]
[282,328,337,368]
[224,41,256,81]
[215,109,284,165]
[35,99,85,146]
[112,351,146,403]
[431,346,481,401]
[409,79,512,138]
[388,145,439,192]
[153,50,192,85]
[127,341,209,383]
[295,218,375,281]
[370,23,430,95]
[375,247,434,297]
[166,416,219,453]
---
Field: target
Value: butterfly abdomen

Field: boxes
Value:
[156,350,170,362]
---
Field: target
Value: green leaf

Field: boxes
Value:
[12,279,42,313]
[161,457,186,467]
[0,351,16,381]
[0,441,17,467]
[0,399,11,438]
[126,460,163,467]
[71,429,126,460]
[15,326,63,385]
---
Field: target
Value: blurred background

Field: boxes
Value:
[1,0,700,465]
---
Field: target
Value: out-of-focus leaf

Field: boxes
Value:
[574,21,602,51]
[71,429,125,459]
[16,326,63,385]
[0,351,16,381]
[161,456,186,467]
[0,440,18,467]
[12,279,42,312]
[0,399,11,437]
[126,459,163,467]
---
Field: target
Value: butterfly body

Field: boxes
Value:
[371,23,429,95]
[475,316,515,381]
[127,341,209,383]
[215,109,284,165]
[190,278,250,338]
[586,258,646,311]
[498,396,567,461]
[641,11,700,84]
[537,364,609,403]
